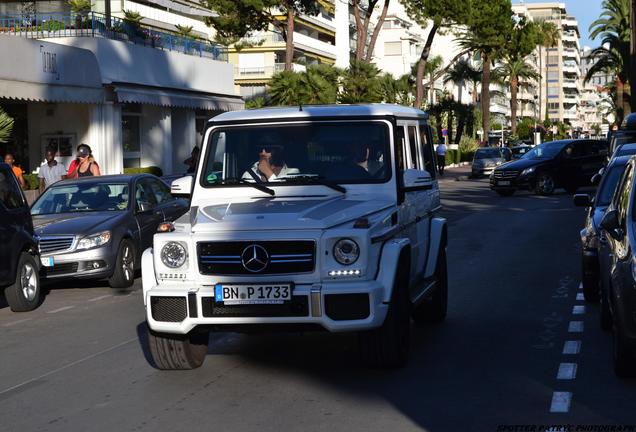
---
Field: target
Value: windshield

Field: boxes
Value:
[200,122,391,187]
[615,144,636,157]
[31,183,129,215]
[611,133,636,153]
[597,165,626,207]
[522,142,565,159]
[475,148,501,159]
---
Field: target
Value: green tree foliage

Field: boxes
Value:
[175,24,195,39]
[444,58,481,105]
[515,117,536,141]
[202,0,319,71]
[67,0,91,13]
[399,0,470,107]
[0,108,14,145]
[339,60,382,104]
[459,0,514,138]
[379,73,413,105]
[586,0,631,121]
[268,64,340,106]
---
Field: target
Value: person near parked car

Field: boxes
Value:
[3,153,26,189]
[67,144,100,178]
[38,148,66,193]
[184,146,200,174]
[436,142,447,175]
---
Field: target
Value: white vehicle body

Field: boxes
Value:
[141,105,448,369]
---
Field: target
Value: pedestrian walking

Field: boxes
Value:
[436,142,447,176]
[3,153,26,188]
[67,144,100,178]
[38,147,67,192]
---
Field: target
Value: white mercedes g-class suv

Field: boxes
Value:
[142,105,448,370]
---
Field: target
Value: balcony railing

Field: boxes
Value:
[234,63,286,77]
[0,12,228,61]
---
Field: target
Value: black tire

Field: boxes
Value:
[535,173,555,195]
[359,263,411,368]
[612,315,636,377]
[581,256,599,302]
[108,239,135,288]
[600,284,612,331]
[496,190,515,197]
[412,247,448,325]
[5,253,41,312]
[148,327,209,370]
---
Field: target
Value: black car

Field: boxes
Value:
[609,113,636,159]
[511,145,532,160]
[0,163,42,311]
[612,142,636,159]
[490,139,608,196]
[30,174,189,288]
[597,155,636,376]
[575,155,630,303]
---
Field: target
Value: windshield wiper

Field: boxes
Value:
[277,175,347,194]
[222,177,275,196]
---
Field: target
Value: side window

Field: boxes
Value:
[0,168,25,210]
[406,126,419,169]
[617,165,633,229]
[148,179,173,204]
[395,125,406,172]
[418,124,436,178]
[135,179,158,211]
[590,140,607,156]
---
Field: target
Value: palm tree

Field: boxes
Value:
[175,24,195,39]
[536,21,560,122]
[422,55,444,106]
[268,64,340,106]
[0,107,14,145]
[339,60,382,104]
[444,58,481,105]
[494,56,539,134]
[586,0,631,120]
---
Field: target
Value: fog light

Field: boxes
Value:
[328,269,361,277]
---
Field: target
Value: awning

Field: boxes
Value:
[0,36,104,104]
[113,85,244,111]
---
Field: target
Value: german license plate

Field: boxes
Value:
[214,283,292,305]
[41,256,54,267]
[497,181,511,186]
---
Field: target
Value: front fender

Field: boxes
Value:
[424,217,447,279]
[376,238,410,303]
[141,248,156,306]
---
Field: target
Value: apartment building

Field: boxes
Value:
[0,0,241,176]
[513,2,582,127]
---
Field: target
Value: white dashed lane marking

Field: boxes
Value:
[572,305,586,315]
[2,318,32,327]
[46,306,75,314]
[563,340,581,355]
[568,321,584,333]
[576,293,584,301]
[550,392,572,413]
[88,295,112,302]
[557,363,578,380]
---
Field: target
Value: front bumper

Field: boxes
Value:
[489,174,535,191]
[472,166,496,177]
[40,246,117,279]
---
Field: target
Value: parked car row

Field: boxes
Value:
[1,170,189,312]
[575,113,636,377]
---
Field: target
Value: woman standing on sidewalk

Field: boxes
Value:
[436,142,447,176]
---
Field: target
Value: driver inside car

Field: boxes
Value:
[242,144,299,182]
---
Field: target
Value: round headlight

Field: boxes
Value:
[333,238,360,265]
[161,242,187,268]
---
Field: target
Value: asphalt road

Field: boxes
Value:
[1,168,635,432]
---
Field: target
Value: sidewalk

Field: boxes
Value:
[437,163,472,183]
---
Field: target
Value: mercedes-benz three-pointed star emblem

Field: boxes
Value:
[241,244,269,272]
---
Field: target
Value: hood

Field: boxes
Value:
[192,195,394,232]
[32,211,126,236]
[474,157,504,166]
[494,156,549,171]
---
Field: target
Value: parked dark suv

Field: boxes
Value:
[598,155,636,376]
[490,139,608,196]
[0,163,42,311]
[609,113,636,160]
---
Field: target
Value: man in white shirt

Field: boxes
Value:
[38,149,67,193]
[242,145,298,182]
[436,142,447,176]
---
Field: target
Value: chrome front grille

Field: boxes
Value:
[38,236,75,254]
[197,241,316,275]
[493,170,519,180]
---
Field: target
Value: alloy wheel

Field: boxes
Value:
[20,263,38,301]
[122,245,134,282]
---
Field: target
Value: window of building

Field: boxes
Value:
[384,41,402,56]
[547,71,559,81]
[382,21,391,29]
[547,87,560,97]
[547,55,559,65]
[122,104,142,169]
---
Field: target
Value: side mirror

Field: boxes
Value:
[171,175,193,198]
[402,169,433,191]
[591,173,602,186]
[573,194,592,207]
[599,209,623,240]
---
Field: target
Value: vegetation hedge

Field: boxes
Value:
[124,166,163,177]
[23,174,39,190]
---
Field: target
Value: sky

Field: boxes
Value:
[523,0,604,50]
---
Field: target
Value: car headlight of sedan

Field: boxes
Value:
[76,231,111,250]
[161,242,188,268]
[521,167,536,176]
[333,238,360,265]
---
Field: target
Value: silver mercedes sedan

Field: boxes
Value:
[30,174,189,288]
